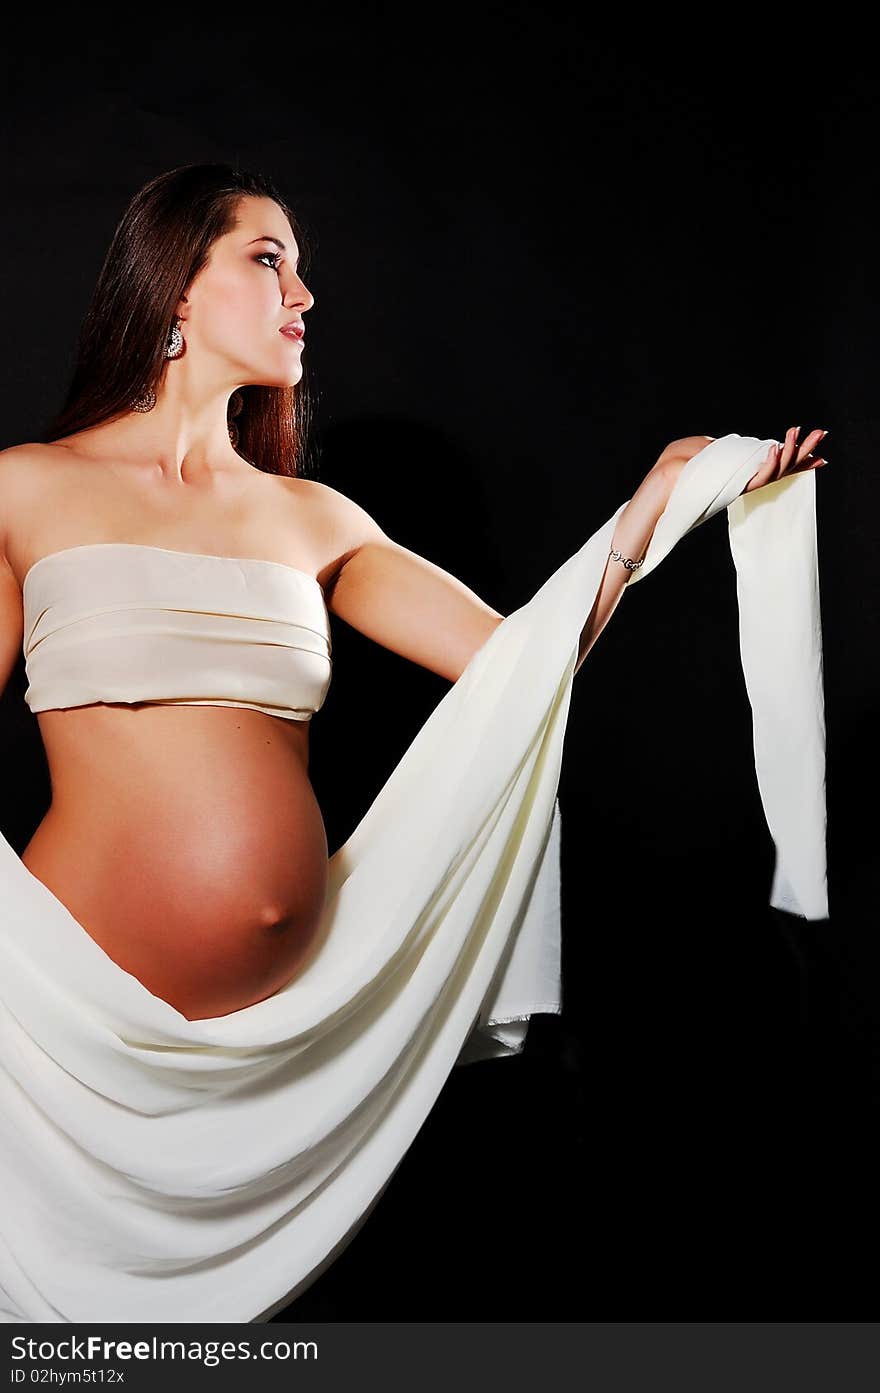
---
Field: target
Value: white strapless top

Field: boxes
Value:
[21,542,332,721]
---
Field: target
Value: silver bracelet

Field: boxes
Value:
[608,547,645,575]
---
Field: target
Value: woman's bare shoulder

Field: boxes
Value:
[0,441,53,509]
[275,474,387,552]
[0,440,63,481]
[271,476,389,586]
[0,443,72,563]
[0,440,51,463]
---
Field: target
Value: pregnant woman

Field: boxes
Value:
[0,162,829,1323]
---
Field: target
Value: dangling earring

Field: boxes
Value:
[165,316,184,360]
[228,389,244,449]
[130,317,184,412]
[131,386,156,412]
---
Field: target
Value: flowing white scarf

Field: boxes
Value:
[0,432,827,1323]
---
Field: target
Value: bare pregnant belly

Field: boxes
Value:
[20,706,330,1020]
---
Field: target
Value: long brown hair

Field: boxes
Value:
[41,162,315,477]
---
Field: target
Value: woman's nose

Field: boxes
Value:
[284,276,314,312]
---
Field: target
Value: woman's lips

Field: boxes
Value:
[280,327,304,343]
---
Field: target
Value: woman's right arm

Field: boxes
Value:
[0,455,25,699]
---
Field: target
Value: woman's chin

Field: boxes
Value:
[247,367,304,390]
[278,360,305,387]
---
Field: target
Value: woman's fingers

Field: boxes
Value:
[747,450,780,492]
[779,425,802,472]
[787,425,828,475]
[789,448,828,475]
[746,425,829,495]
[779,425,828,476]
[798,427,827,462]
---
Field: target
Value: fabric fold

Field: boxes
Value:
[0,432,827,1324]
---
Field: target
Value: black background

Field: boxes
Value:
[0,16,876,1316]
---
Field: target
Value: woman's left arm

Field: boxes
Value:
[299,425,826,688]
[305,481,505,684]
[573,459,676,675]
[575,425,828,668]
[295,451,684,687]
[573,433,726,672]
[304,468,676,685]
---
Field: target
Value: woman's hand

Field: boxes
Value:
[740,425,828,495]
[653,426,828,498]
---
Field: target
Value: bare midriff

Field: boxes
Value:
[20,701,330,1021]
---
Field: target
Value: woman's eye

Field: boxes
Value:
[255,252,282,271]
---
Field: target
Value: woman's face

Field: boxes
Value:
[178,195,314,388]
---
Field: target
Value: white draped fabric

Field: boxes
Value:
[0,433,827,1323]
